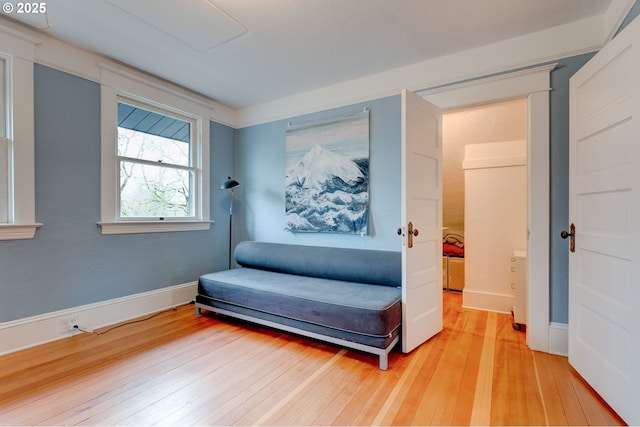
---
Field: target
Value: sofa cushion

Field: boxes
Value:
[234,241,401,287]
[198,267,401,337]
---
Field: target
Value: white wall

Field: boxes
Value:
[463,140,527,313]
[442,98,527,231]
[442,99,527,311]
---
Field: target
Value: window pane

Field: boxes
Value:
[120,160,192,218]
[118,127,190,167]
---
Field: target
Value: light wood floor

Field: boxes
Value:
[0,292,625,426]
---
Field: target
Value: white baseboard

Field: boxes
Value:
[0,281,198,356]
[548,322,569,356]
[462,289,513,314]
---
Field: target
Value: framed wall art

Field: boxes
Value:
[284,109,370,235]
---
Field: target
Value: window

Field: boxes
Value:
[0,30,39,241]
[117,99,196,220]
[1,57,7,224]
[99,66,211,234]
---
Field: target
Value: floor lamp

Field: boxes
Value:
[221,177,240,269]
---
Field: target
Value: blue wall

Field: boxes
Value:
[4,12,638,325]
[235,96,401,251]
[0,65,235,323]
[548,11,640,323]
[234,54,601,324]
[619,0,640,33]
[548,53,595,323]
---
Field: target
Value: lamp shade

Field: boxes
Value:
[221,177,239,189]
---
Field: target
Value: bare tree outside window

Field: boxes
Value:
[117,127,193,219]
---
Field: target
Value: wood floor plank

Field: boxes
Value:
[119,333,311,426]
[0,309,218,423]
[381,328,445,425]
[491,312,524,426]
[181,339,327,426]
[567,366,626,426]
[35,323,257,425]
[380,292,465,426]
[547,353,591,426]
[534,351,572,425]
[308,351,379,426]
[0,294,625,426]
[79,325,290,425]
[113,332,293,425]
[253,348,349,426]
[449,307,487,425]
[331,352,411,426]
[412,310,486,425]
[230,344,339,426]
[519,347,548,425]
[470,311,497,426]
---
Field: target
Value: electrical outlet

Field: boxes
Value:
[59,317,78,334]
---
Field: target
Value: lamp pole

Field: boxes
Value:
[221,177,240,269]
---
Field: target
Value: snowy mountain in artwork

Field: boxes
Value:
[286,144,363,189]
[285,144,369,234]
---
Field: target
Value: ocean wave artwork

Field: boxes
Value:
[285,110,370,234]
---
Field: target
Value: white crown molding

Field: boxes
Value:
[98,62,221,116]
[237,16,605,128]
[604,0,638,42]
[0,22,42,57]
[0,15,238,127]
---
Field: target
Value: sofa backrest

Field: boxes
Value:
[234,241,401,287]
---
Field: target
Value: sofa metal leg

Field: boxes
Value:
[379,354,388,371]
[195,306,202,317]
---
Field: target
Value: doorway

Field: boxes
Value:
[442,98,528,314]
[420,64,555,353]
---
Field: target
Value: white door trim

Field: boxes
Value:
[418,64,555,352]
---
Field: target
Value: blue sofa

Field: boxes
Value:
[195,241,402,370]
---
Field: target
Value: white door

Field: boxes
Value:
[568,15,640,425]
[401,89,443,353]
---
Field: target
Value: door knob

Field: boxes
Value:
[561,223,575,253]
[407,221,419,248]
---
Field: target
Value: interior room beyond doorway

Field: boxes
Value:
[442,98,528,315]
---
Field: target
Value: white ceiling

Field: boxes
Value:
[7,0,617,109]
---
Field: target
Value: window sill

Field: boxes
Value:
[98,220,214,235]
[0,223,43,241]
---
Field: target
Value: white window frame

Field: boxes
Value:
[99,65,211,235]
[1,57,7,224]
[116,96,199,221]
[0,27,40,240]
